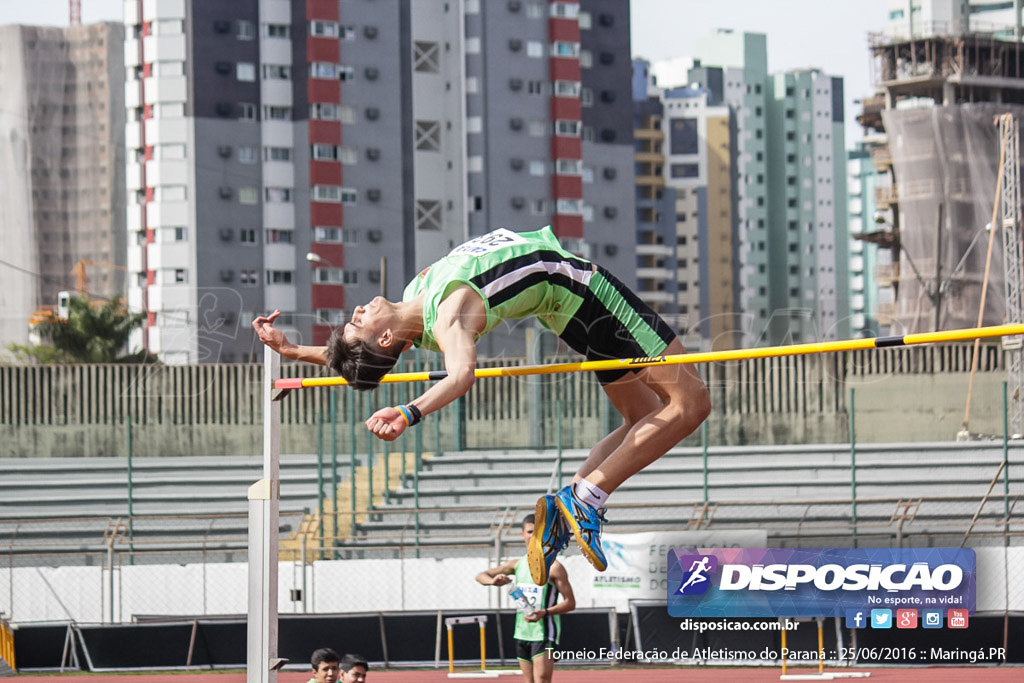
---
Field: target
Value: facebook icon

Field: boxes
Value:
[845,610,866,629]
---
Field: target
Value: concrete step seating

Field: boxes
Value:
[347,441,1022,547]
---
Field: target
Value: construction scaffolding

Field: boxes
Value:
[883,103,1016,332]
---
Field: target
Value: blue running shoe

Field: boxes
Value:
[527,494,569,585]
[555,484,608,571]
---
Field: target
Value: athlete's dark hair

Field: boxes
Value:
[325,326,403,391]
[310,647,340,671]
[340,653,369,672]
[521,513,535,528]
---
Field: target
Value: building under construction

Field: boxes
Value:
[859,25,1024,334]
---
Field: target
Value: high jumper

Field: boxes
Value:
[252,225,711,584]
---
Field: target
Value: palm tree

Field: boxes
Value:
[10,295,153,364]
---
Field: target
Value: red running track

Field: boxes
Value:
[18,667,1024,682]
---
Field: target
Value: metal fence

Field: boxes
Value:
[0,341,1014,454]
[0,341,1007,425]
[1,492,1020,624]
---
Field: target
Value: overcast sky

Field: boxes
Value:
[2,0,891,148]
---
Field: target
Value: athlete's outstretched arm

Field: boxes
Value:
[252,310,327,365]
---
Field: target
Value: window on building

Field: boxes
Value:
[239,103,257,120]
[310,103,341,120]
[237,146,257,164]
[314,227,344,243]
[552,41,580,57]
[238,187,258,204]
[529,160,546,176]
[266,270,293,285]
[263,146,292,162]
[310,20,340,37]
[311,144,338,161]
[263,64,291,79]
[526,41,544,57]
[555,159,582,175]
[527,80,544,95]
[237,20,255,39]
[313,268,345,284]
[263,106,291,121]
[338,146,358,164]
[174,268,187,284]
[264,24,290,38]
[240,228,257,244]
[550,2,580,18]
[669,118,698,155]
[556,199,583,215]
[239,269,258,285]
[312,185,342,202]
[236,62,256,81]
[554,120,581,136]
[265,228,293,243]
[265,187,292,203]
[554,80,580,98]
[341,187,358,204]
[670,163,699,178]
[531,199,546,215]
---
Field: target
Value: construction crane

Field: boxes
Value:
[961,113,1024,439]
[69,0,81,26]
[997,114,1024,436]
[69,259,126,295]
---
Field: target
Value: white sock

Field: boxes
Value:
[573,479,609,508]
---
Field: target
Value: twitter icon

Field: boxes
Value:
[870,609,893,629]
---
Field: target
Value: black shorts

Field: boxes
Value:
[515,639,555,662]
[558,265,677,385]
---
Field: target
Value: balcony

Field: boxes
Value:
[870,145,892,173]
[634,128,665,141]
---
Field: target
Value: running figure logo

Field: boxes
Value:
[675,554,718,595]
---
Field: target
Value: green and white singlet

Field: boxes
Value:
[402,227,592,352]
[512,555,560,643]
[402,226,676,384]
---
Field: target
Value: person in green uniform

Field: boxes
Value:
[252,226,711,585]
[475,513,575,683]
[307,648,340,683]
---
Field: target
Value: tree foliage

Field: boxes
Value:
[8,295,154,364]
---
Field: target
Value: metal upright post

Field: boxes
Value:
[247,347,282,683]
[849,388,858,548]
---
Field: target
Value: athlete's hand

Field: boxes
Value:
[524,609,545,622]
[488,575,512,587]
[251,310,292,354]
[365,406,408,441]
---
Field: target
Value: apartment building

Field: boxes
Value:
[125,0,634,363]
[0,22,126,350]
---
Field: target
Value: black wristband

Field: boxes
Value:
[406,403,422,426]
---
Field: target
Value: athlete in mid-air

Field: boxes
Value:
[252,226,711,584]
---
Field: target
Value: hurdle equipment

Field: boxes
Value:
[273,322,1024,394]
[445,615,489,677]
[779,618,871,681]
